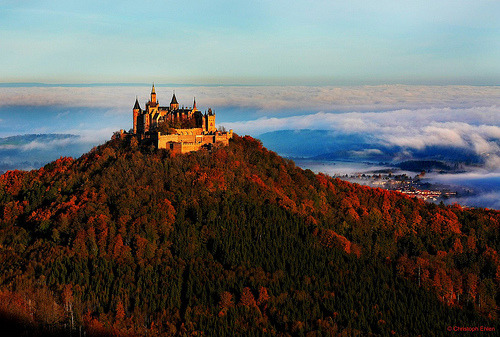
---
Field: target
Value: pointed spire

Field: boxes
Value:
[193,97,197,110]
[170,91,178,105]
[133,96,140,110]
[151,83,156,94]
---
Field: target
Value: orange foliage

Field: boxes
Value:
[0,170,26,195]
[452,238,464,254]
[112,235,125,260]
[0,289,34,325]
[115,301,126,322]
[319,229,353,255]
[257,287,270,307]
[72,229,88,258]
[239,287,257,308]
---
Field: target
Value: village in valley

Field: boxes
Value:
[336,171,460,203]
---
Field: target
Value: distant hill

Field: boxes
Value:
[0,135,498,336]
[0,134,81,173]
[258,129,376,159]
[398,160,453,173]
[0,133,78,144]
[259,129,483,165]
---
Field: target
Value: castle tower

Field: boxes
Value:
[170,92,179,110]
[133,97,141,134]
[150,84,157,106]
[193,110,204,129]
[206,108,216,132]
[193,97,197,111]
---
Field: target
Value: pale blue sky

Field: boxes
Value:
[1,0,499,84]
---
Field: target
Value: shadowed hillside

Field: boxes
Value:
[0,134,498,336]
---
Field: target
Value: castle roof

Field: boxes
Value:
[133,97,141,110]
[170,93,178,105]
[151,84,156,94]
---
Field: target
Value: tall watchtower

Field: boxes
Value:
[206,108,216,132]
[132,97,141,134]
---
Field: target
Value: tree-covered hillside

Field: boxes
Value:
[0,135,498,336]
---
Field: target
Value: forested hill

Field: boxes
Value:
[0,135,499,336]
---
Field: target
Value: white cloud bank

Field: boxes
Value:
[0,85,499,113]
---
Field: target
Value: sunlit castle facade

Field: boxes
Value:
[132,85,233,154]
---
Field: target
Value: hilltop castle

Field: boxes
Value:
[132,85,232,154]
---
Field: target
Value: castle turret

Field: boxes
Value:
[193,97,197,111]
[150,84,157,106]
[170,92,179,110]
[133,97,141,134]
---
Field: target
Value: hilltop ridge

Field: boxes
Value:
[0,134,498,336]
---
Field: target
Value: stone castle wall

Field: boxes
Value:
[174,128,204,136]
[154,130,233,154]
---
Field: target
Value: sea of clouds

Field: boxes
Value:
[1,84,499,111]
[0,84,499,208]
